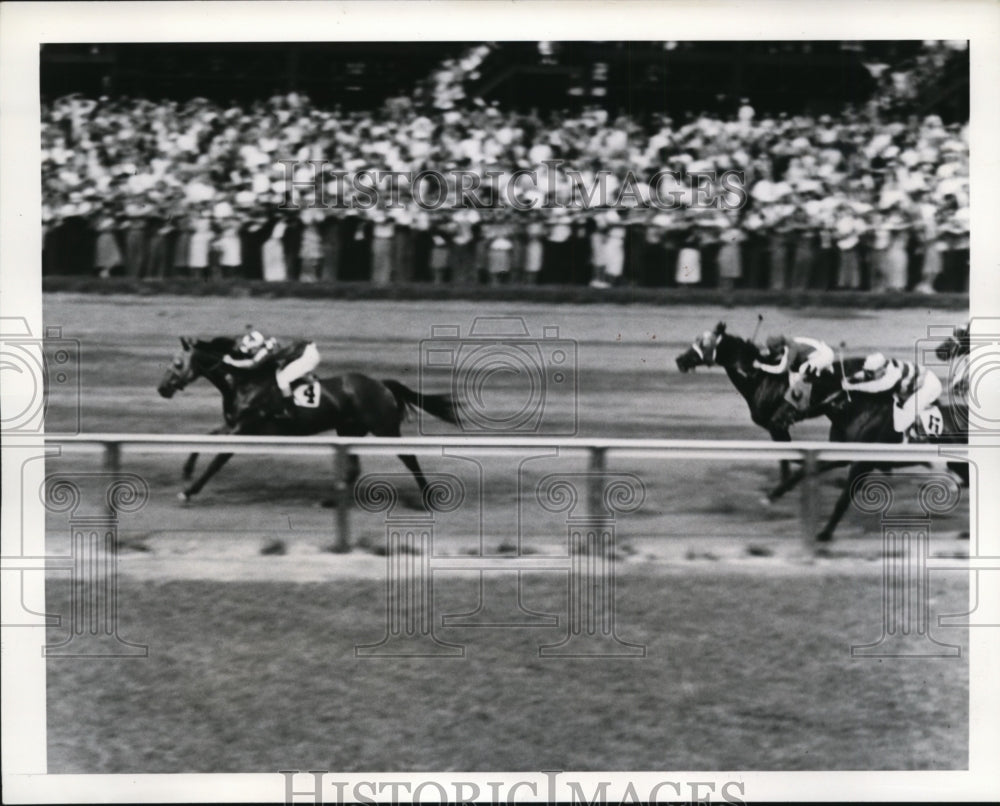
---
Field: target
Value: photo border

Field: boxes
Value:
[2,1,998,802]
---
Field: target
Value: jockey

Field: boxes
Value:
[223,328,320,419]
[842,352,944,439]
[754,335,836,410]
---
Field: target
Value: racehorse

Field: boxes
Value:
[157,337,460,502]
[935,327,970,363]
[767,363,968,541]
[935,326,971,398]
[675,322,814,484]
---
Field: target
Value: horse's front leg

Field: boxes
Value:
[181,425,226,480]
[765,459,849,504]
[178,423,244,503]
[179,453,234,502]
[181,452,199,481]
[769,428,793,484]
[816,462,870,542]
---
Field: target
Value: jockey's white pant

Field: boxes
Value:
[276,343,320,396]
[893,370,943,433]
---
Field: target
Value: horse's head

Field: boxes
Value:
[676,321,727,372]
[935,337,955,362]
[158,336,236,398]
[158,337,199,398]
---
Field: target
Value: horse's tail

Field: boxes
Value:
[382,379,460,426]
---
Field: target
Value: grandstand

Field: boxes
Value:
[40,41,969,292]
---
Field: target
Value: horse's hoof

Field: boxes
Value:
[816,530,833,543]
[177,491,190,504]
[759,495,774,507]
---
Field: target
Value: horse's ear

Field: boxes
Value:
[180,336,192,350]
[715,321,727,335]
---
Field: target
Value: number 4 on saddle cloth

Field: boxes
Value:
[290,377,322,409]
[251,373,321,421]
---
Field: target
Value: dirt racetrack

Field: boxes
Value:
[41,294,971,772]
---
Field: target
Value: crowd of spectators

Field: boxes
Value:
[42,75,970,292]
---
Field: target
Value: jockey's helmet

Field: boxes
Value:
[765,334,787,355]
[240,329,266,353]
[862,352,888,379]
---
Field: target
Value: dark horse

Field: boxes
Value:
[767,363,968,541]
[935,325,971,397]
[674,322,863,488]
[675,322,792,443]
[157,337,460,502]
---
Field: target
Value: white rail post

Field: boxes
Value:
[800,449,819,545]
[331,445,352,553]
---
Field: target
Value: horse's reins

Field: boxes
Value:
[191,349,228,381]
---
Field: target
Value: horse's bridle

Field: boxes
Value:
[690,333,719,366]
[165,345,228,393]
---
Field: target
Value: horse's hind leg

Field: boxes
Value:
[180,453,234,502]
[397,454,429,501]
[948,461,969,486]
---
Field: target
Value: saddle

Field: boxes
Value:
[290,372,319,388]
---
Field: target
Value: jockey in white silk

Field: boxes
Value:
[223,328,320,418]
[842,352,943,438]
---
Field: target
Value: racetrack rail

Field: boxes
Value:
[15,433,971,550]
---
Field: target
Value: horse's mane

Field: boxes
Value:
[936,334,970,360]
[715,332,761,372]
[194,336,237,355]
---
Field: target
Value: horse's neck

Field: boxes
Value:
[718,337,759,401]
[192,350,237,402]
[843,396,899,443]
[202,366,235,400]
